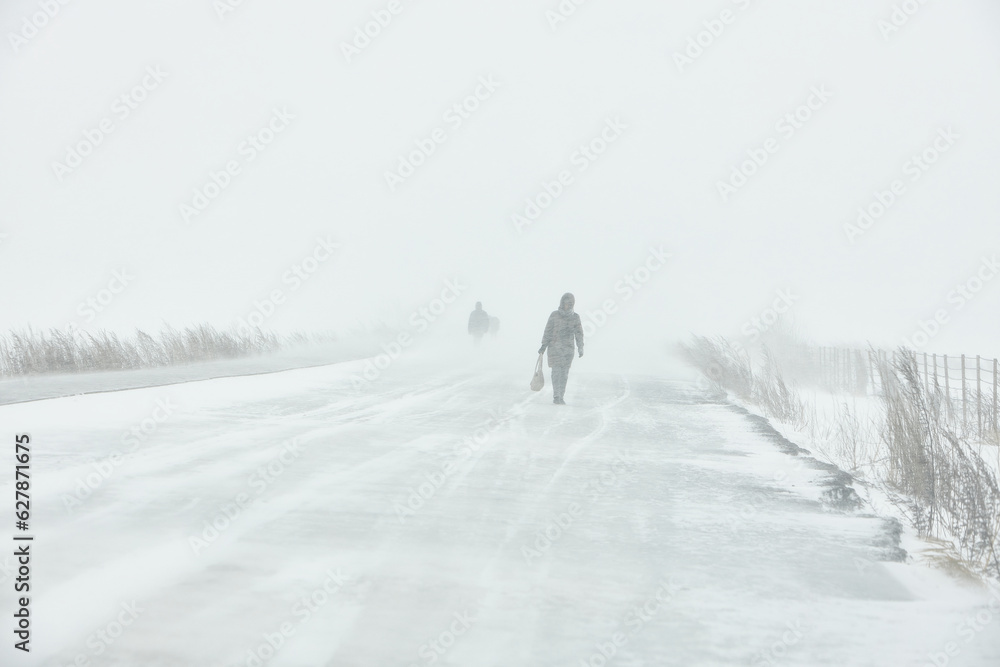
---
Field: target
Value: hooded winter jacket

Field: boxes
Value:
[539,293,584,365]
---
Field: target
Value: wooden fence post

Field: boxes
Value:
[841,347,846,389]
[849,349,854,390]
[844,348,851,388]
[854,349,862,392]
[962,354,967,428]
[883,349,890,398]
[923,352,928,393]
[977,355,982,439]
[868,350,876,396]
[944,354,950,403]
[994,357,998,433]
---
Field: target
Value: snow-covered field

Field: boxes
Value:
[3,355,1000,666]
[0,338,378,407]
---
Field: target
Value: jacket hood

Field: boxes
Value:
[559,293,575,312]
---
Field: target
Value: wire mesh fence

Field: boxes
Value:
[797,346,1000,441]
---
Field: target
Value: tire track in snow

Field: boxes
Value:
[464,377,633,654]
[541,376,631,493]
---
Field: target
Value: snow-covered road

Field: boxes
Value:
[3,358,1000,666]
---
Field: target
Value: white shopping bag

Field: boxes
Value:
[530,353,545,391]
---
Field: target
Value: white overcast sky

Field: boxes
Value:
[2,0,999,357]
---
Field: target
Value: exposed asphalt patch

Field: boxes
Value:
[724,403,907,563]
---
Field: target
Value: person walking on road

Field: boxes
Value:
[538,292,584,405]
[468,302,490,345]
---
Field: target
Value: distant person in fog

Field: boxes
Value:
[489,316,500,339]
[537,293,584,405]
[468,302,490,344]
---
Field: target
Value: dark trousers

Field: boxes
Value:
[551,359,572,401]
